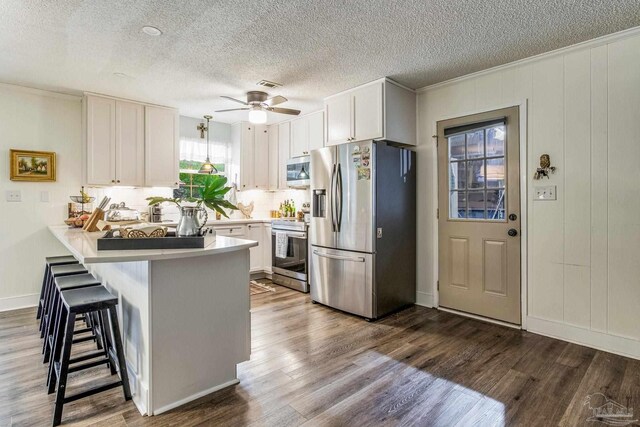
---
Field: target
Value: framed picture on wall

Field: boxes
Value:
[9,149,56,182]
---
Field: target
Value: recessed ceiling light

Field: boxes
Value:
[142,26,162,36]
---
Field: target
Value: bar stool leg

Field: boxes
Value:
[97,309,116,375]
[47,302,66,394]
[42,290,61,363]
[107,306,132,400]
[52,312,76,427]
[37,266,49,320]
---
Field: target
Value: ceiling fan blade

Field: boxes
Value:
[221,96,248,105]
[263,95,288,107]
[215,108,250,112]
[268,107,301,115]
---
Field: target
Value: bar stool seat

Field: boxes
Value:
[43,274,102,365]
[37,256,78,320]
[40,264,88,339]
[50,286,131,426]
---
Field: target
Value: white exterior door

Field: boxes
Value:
[438,106,521,325]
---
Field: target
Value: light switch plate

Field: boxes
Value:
[5,190,21,202]
[40,191,50,203]
[534,185,556,200]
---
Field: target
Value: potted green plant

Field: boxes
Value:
[147,175,238,237]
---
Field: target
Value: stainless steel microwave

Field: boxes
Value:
[286,156,310,188]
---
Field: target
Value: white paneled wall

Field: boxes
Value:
[417,28,640,358]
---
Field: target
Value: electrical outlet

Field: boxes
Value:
[5,190,22,202]
[534,185,556,201]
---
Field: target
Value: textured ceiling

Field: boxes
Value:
[1,0,639,123]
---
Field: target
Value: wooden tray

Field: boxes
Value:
[97,231,205,251]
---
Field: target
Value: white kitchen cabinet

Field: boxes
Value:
[231,122,270,191]
[247,223,263,272]
[263,224,272,275]
[84,94,178,187]
[278,122,290,189]
[267,125,279,190]
[290,111,325,157]
[115,101,145,186]
[85,95,116,185]
[213,224,247,238]
[145,105,180,187]
[324,78,416,146]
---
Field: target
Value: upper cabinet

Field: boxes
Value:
[230,122,270,191]
[267,124,279,191]
[277,122,290,190]
[83,93,179,187]
[290,111,325,157]
[144,105,179,187]
[324,78,416,146]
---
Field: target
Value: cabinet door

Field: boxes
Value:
[247,223,263,272]
[263,224,272,274]
[267,125,279,190]
[352,82,383,141]
[325,93,352,146]
[239,123,255,190]
[253,125,269,189]
[308,111,325,152]
[278,122,290,190]
[145,106,179,187]
[290,117,309,157]
[86,95,116,185]
[115,101,144,186]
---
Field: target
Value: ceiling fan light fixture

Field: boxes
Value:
[248,108,267,124]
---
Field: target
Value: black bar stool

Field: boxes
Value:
[50,286,131,426]
[37,256,78,320]
[43,273,102,365]
[40,264,88,339]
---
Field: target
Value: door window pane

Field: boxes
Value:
[449,134,465,161]
[449,161,466,190]
[467,160,485,189]
[486,189,506,220]
[486,157,505,188]
[450,191,467,219]
[467,191,486,219]
[466,130,484,159]
[486,126,505,157]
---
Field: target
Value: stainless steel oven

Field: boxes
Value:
[286,156,310,188]
[271,219,308,292]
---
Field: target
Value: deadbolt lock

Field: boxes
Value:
[509,213,517,221]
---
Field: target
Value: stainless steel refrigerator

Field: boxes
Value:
[309,140,416,320]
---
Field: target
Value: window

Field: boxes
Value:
[447,122,506,220]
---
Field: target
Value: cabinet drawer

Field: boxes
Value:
[213,225,247,237]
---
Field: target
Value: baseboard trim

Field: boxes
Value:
[0,293,39,312]
[439,307,522,330]
[152,378,240,415]
[527,316,640,360]
[415,291,434,308]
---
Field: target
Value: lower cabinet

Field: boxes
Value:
[212,222,272,275]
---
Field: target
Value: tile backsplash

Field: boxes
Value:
[88,186,310,222]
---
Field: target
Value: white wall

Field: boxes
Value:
[416,28,640,358]
[0,84,82,309]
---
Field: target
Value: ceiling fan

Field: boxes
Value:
[215,91,301,124]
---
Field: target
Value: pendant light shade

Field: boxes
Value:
[198,115,218,174]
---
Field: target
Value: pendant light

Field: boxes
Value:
[198,115,218,174]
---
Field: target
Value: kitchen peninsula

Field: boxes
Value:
[48,225,258,416]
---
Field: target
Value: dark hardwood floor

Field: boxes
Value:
[1,284,638,426]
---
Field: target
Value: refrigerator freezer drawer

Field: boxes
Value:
[310,246,374,319]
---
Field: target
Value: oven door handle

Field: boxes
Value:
[313,250,365,263]
[272,231,307,239]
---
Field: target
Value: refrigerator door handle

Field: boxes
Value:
[330,163,337,232]
[313,250,365,263]
[336,163,343,232]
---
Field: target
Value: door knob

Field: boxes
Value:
[508,228,518,237]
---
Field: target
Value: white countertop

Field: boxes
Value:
[49,225,258,264]
[158,218,273,227]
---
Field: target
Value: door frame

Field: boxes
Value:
[432,100,528,329]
